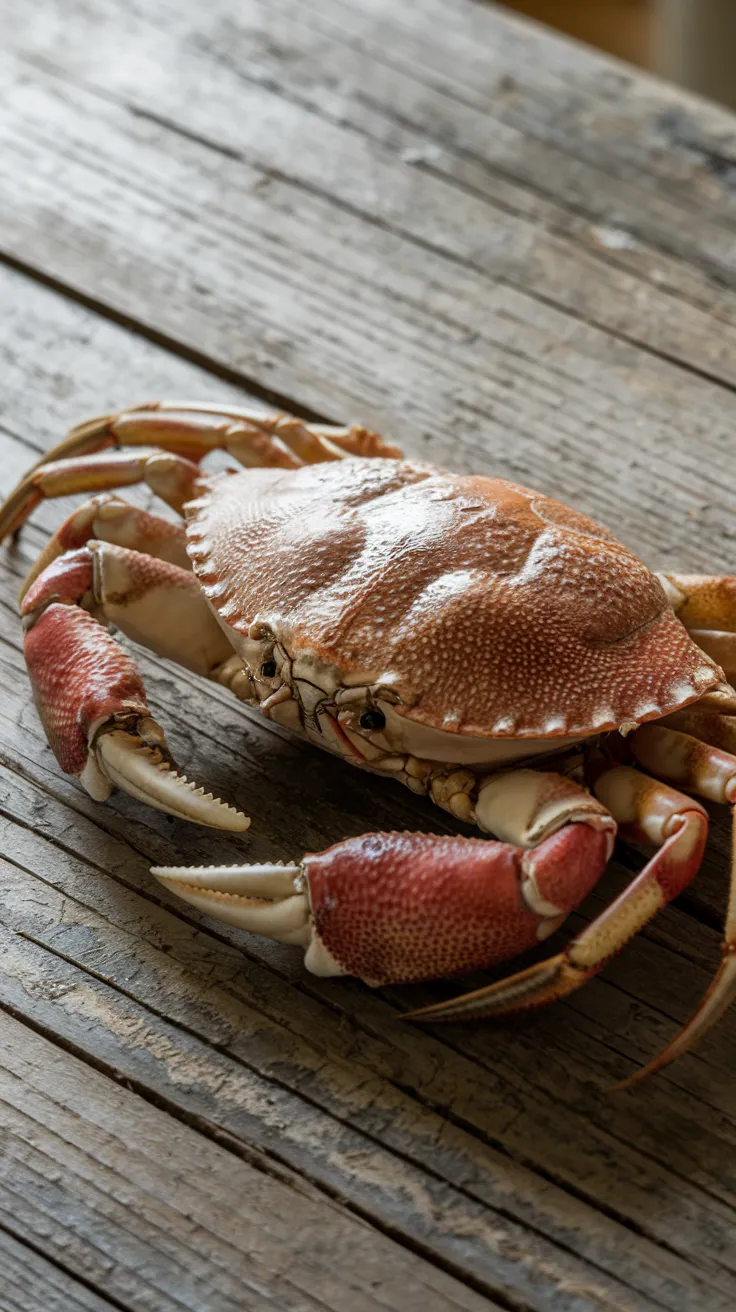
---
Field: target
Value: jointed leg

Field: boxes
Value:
[405,766,707,1025]
[661,572,736,633]
[151,770,618,983]
[0,449,201,543]
[1,403,402,546]
[19,494,191,600]
[660,571,736,681]
[61,401,402,466]
[145,736,736,1080]
[416,722,736,1084]
[612,720,736,1084]
[20,401,401,482]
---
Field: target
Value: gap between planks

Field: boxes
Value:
[0,1221,129,1312]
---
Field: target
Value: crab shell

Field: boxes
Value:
[185,458,720,742]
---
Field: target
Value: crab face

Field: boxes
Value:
[230,617,584,780]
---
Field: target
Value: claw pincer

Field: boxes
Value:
[153,822,611,988]
[21,545,248,830]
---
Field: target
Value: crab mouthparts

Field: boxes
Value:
[320,711,367,760]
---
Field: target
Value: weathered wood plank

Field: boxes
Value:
[5,0,736,378]
[4,51,736,576]
[0,1009,492,1312]
[10,0,736,328]
[0,1226,120,1312]
[253,0,736,216]
[1,765,732,1307]
[0,918,651,1312]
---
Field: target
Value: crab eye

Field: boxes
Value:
[359,709,386,732]
[260,660,277,678]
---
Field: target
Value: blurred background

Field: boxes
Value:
[503,0,736,108]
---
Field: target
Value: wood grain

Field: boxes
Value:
[0,1226,120,1312]
[0,1010,491,1312]
[2,0,736,1306]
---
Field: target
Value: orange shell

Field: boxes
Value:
[186,460,720,738]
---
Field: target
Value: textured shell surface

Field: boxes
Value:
[185,458,720,738]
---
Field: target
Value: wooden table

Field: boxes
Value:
[2,2,736,1309]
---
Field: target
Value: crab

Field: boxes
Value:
[4,400,736,1085]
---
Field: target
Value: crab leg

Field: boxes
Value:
[629,723,736,803]
[21,544,247,830]
[0,449,201,542]
[414,729,736,1085]
[153,821,613,981]
[659,571,736,680]
[608,721,736,1084]
[151,770,616,980]
[19,494,191,601]
[19,401,401,482]
[404,767,707,1024]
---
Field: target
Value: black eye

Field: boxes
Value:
[260,660,277,678]
[359,709,386,732]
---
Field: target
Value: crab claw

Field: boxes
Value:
[23,598,249,831]
[151,824,609,983]
[151,862,309,944]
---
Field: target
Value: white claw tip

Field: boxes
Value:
[94,728,250,831]
[150,863,309,945]
[150,862,299,896]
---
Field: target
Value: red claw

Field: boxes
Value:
[20,547,249,830]
[303,824,611,986]
[24,601,149,777]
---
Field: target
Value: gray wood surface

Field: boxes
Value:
[1,2,736,1308]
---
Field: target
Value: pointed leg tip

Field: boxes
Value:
[401,993,505,1023]
[606,1076,639,1094]
[401,1000,458,1022]
[606,1063,662,1093]
[404,956,573,1025]
[607,950,736,1091]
